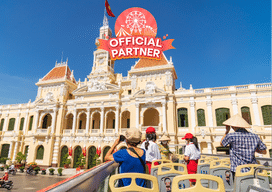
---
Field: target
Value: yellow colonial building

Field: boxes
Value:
[0,17,271,168]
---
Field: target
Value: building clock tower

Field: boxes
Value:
[88,15,115,84]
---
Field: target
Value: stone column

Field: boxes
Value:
[162,101,167,133]
[86,108,90,134]
[23,111,29,134]
[207,141,212,154]
[33,110,40,132]
[8,141,13,159]
[189,98,196,133]
[72,109,77,134]
[100,107,105,134]
[12,142,18,162]
[15,113,20,132]
[231,94,238,115]
[51,108,58,134]
[251,97,261,126]
[206,99,214,127]
[3,113,9,132]
[115,106,119,133]
[51,137,60,166]
[232,99,238,115]
[136,103,140,129]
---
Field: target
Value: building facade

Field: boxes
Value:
[0,18,271,168]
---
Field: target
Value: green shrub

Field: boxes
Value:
[57,168,63,176]
[49,168,55,175]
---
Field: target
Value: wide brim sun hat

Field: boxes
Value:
[159,135,171,141]
[222,114,251,128]
[125,127,142,143]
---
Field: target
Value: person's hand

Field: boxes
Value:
[225,126,230,134]
[113,136,121,147]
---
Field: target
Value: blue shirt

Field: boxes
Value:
[113,149,146,187]
[221,128,267,172]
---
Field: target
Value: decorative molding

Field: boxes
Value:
[251,98,258,104]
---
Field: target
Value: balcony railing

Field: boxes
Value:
[105,129,114,134]
[121,128,128,133]
[36,129,49,134]
[91,129,99,134]
[76,129,85,134]
[63,129,72,135]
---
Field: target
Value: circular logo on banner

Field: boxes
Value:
[115,7,157,37]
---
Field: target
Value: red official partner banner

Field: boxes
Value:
[98,7,175,60]
[98,36,174,60]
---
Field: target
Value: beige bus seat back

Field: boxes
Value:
[234,164,269,192]
[209,160,233,192]
[109,173,159,192]
[150,160,171,177]
[172,174,226,192]
[157,163,189,192]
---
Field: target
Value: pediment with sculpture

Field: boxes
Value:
[133,81,167,97]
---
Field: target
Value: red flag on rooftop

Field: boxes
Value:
[105,0,115,17]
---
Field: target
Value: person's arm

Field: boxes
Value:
[184,145,190,161]
[104,136,120,161]
[255,138,267,154]
[220,126,230,146]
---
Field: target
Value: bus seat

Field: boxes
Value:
[209,160,234,192]
[172,174,226,192]
[157,163,189,192]
[150,160,172,177]
[246,185,272,192]
[197,158,211,188]
[234,164,270,192]
[109,173,159,192]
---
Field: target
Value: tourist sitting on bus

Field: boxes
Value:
[220,114,267,179]
[104,128,146,187]
[158,135,172,160]
[141,127,161,173]
[183,133,201,186]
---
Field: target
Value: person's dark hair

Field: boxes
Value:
[145,133,157,150]
[189,136,199,150]
[127,140,141,147]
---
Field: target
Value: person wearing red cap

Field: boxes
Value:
[141,127,161,173]
[182,133,200,186]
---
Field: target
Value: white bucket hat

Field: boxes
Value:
[223,114,251,128]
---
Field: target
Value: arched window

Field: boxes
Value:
[0,119,4,131]
[60,146,68,167]
[241,107,252,125]
[36,145,44,160]
[42,114,52,129]
[143,108,159,126]
[92,112,100,129]
[78,113,86,130]
[106,112,115,129]
[197,109,206,126]
[20,118,25,130]
[0,144,10,158]
[177,108,189,127]
[29,116,34,130]
[66,114,73,129]
[24,146,29,157]
[215,108,230,126]
[261,105,272,125]
[103,146,111,162]
[8,118,15,131]
[88,146,96,169]
[121,111,130,128]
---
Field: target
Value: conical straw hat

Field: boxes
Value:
[222,114,251,128]
[159,135,171,141]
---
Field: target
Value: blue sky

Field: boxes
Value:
[0,0,270,104]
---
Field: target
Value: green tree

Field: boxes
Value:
[15,152,26,164]
[76,154,86,167]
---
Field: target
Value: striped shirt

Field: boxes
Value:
[221,128,267,172]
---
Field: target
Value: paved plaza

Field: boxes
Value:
[0,172,71,192]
